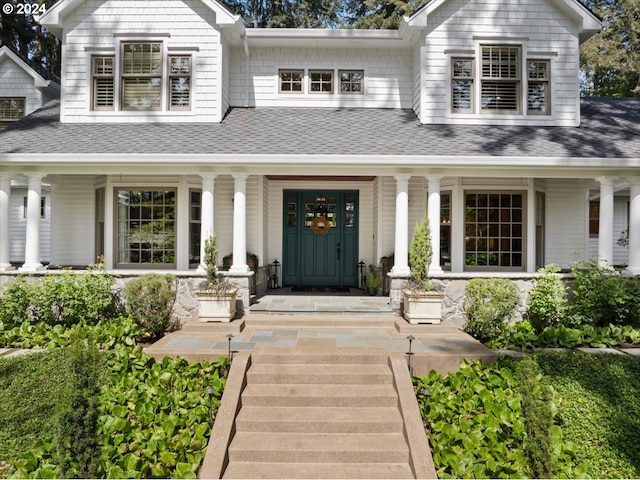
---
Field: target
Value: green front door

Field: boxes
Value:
[283,190,358,287]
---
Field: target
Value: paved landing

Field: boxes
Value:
[250,294,393,314]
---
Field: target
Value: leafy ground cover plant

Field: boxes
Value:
[526,264,568,334]
[6,346,228,479]
[463,278,520,343]
[536,351,640,478]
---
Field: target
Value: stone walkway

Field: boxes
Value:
[250,293,392,314]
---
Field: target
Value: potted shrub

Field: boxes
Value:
[365,271,382,296]
[402,217,444,324]
[197,235,238,322]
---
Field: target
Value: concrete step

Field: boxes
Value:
[222,461,414,479]
[180,317,245,334]
[235,406,403,433]
[245,363,393,385]
[240,383,399,407]
[227,432,410,464]
[250,346,389,365]
[245,315,396,329]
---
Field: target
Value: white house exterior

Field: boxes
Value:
[0,46,59,265]
[1,0,639,312]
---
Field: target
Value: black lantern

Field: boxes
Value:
[270,259,280,289]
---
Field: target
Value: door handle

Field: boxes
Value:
[336,242,341,261]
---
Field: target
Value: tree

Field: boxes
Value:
[580,0,640,96]
[225,0,341,27]
[0,0,61,77]
[345,0,421,29]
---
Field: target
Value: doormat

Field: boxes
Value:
[290,286,351,293]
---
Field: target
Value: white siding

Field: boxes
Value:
[588,196,630,266]
[0,60,43,116]
[50,177,94,265]
[214,175,234,265]
[544,179,587,268]
[420,0,581,126]
[380,176,396,258]
[9,188,51,263]
[60,0,223,123]
[229,47,413,109]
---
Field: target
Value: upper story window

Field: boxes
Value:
[339,70,363,94]
[481,46,520,113]
[279,70,303,93]
[309,70,333,93]
[0,97,26,125]
[451,46,551,116]
[90,42,192,112]
[527,60,550,115]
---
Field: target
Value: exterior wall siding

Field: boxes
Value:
[60,0,222,123]
[9,188,51,263]
[544,178,587,269]
[420,0,581,126]
[0,62,43,117]
[229,47,413,109]
[50,176,94,265]
[588,196,631,266]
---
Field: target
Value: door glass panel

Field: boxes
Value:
[345,196,355,228]
[327,196,337,227]
[287,195,297,227]
[305,197,315,226]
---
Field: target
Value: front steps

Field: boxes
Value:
[200,346,436,479]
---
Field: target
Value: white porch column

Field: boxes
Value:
[230,173,249,273]
[391,174,411,275]
[626,177,640,276]
[427,175,443,274]
[596,176,615,268]
[0,175,13,271]
[20,173,44,271]
[198,173,216,273]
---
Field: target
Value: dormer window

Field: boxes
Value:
[309,70,333,93]
[0,97,26,126]
[480,46,520,113]
[90,42,192,112]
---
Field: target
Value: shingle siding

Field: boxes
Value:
[0,63,43,117]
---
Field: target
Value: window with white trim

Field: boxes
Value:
[339,70,363,94]
[92,56,115,110]
[481,46,520,113]
[451,58,474,112]
[527,60,550,115]
[0,97,26,123]
[23,196,46,218]
[169,55,191,109]
[121,42,162,109]
[279,70,303,93]
[465,192,524,269]
[309,70,333,93]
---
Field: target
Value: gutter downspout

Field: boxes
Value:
[242,34,250,107]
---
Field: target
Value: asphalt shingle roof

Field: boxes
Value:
[1,98,639,158]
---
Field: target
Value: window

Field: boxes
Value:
[189,190,201,265]
[309,70,333,93]
[339,70,363,94]
[527,60,550,115]
[121,42,162,109]
[0,97,25,123]
[92,56,115,110]
[440,193,451,268]
[23,196,45,218]
[116,189,176,266]
[589,200,599,237]
[169,56,191,109]
[481,46,520,113]
[452,59,474,112]
[465,193,524,269]
[279,70,303,93]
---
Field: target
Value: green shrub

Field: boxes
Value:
[122,273,176,340]
[28,269,117,327]
[56,332,103,478]
[514,356,554,478]
[570,259,640,328]
[463,278,520,343]
[527,264,568,334]
[409,217,433,291]
[0,276,33,329]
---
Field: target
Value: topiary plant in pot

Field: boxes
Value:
[196,235,238,322]
[402,217,444,324]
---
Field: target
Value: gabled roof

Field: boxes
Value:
[404,0,601,43]
[38,0,244,38]
[0,46,60,90]
[1,99,639,172]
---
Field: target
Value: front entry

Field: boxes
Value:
[283,190,359,287]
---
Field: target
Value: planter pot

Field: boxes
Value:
[402,290,443,325]
[367,287,378,296]
[197,289,238,322]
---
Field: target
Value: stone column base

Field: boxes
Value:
[220,271,255,317]
[387,272,411,312]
